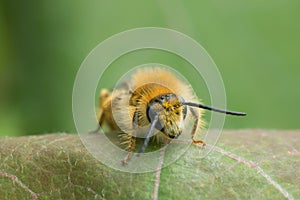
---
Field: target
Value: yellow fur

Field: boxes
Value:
[97,67,205,152]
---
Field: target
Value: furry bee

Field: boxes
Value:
[93,67,246,164]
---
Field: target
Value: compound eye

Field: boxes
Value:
[146,105,165,131]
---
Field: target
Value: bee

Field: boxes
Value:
[93,67,246,164]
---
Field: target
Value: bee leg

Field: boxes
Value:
[189,107,206,147]
[121,110,138,165]
[121,136,136,165]
[90,89,112,134]
[88,109,104,134]
[88,125,100,134]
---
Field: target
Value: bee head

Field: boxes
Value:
[145,92,246,141]
[147,94,187,139]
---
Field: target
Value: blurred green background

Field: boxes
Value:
[0,1,299,136]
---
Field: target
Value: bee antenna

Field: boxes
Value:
[137,114,159,156]
[183,102,246,116]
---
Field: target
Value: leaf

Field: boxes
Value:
[0,130,298,199]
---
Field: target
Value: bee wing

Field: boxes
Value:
[111,90,134,133]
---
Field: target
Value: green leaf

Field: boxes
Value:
[0,130,298,199]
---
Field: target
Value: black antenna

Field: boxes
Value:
[137,114,159,156]
[183,102,246,116]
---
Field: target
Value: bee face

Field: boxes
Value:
[147,94,187,139]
